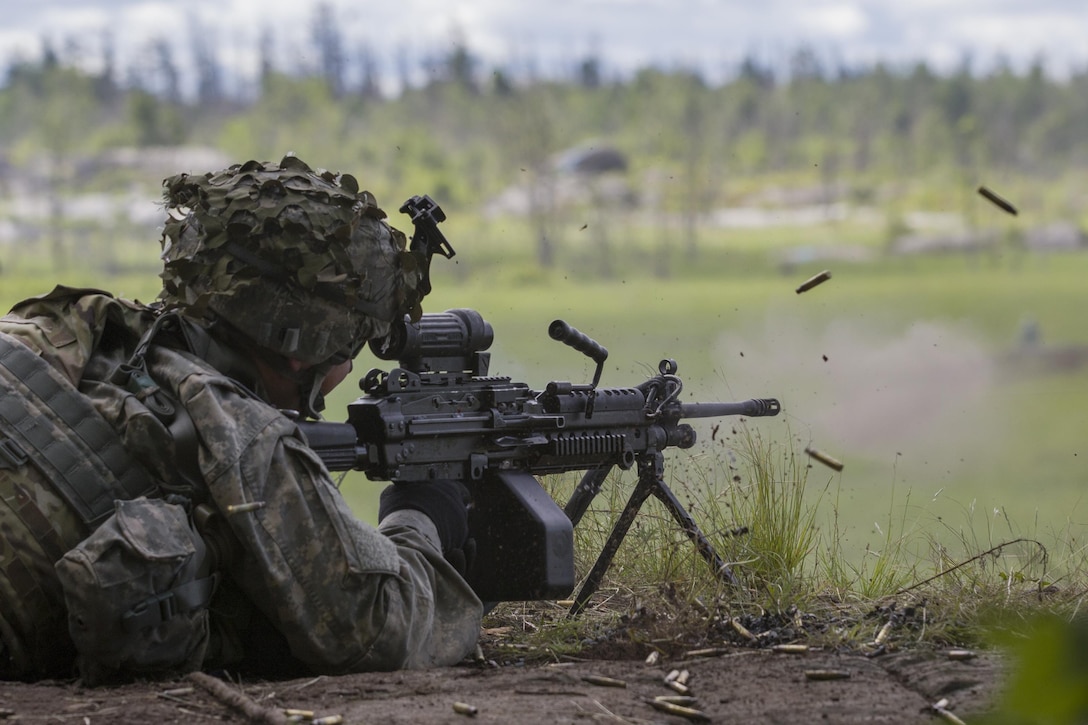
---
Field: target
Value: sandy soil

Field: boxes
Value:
[0,642,1003,724]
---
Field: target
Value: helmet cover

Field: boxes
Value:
[158,155,426,365]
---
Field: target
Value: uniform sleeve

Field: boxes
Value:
[183,375,482,672]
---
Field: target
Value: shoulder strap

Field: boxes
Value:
[0,333,158,528]
[108,312,206,499]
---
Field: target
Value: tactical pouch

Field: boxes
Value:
[55,497,217,685]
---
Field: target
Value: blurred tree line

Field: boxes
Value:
[1,4,1086,271]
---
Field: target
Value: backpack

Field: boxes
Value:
[0,331,216,684]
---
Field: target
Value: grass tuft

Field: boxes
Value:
[500,427,1088,670]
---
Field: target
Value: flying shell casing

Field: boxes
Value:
[654,695,699,706]
[795,270,832,294]
[647,698,711,722]
[583,675,627,688]
[805,447,844,472]
[283,709,314,719]
[160,687,195,697]
[977,185,1018,216]
[683,647,729,658]
[731,617,757,641]
[452,702,478,716]
[771,644,809,654]
[226,501,266,515]
[667,680,691,694]
[932,699,968,725]
[804,669,851,681]
[947,649,977,661]
[874,621,894,644]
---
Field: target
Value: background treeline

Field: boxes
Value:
[2,5,1087,276]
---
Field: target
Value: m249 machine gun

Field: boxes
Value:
[301,309,780,615]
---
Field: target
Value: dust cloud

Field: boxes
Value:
[711,316,1001,469]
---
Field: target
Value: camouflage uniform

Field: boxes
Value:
[0,157,482,680]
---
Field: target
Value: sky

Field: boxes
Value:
[3,0,1088,93]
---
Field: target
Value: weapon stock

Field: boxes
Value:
[302,310,780,611]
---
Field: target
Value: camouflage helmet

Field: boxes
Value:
[158,155,426,365]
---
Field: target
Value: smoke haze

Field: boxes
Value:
[712,315,1001,472]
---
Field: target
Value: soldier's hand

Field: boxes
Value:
[378,480,470,555]
[443,537,476,578]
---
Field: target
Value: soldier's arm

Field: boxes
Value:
[195,386,481,672]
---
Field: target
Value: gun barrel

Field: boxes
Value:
[679,398,781,419]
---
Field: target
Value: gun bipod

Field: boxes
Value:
[567,451,737,617]
[563,465,613,527]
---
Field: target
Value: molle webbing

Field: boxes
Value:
[0,333,157,528]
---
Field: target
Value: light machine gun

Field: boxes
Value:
[300,309,780,614]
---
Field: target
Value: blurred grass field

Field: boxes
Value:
[430,249,1088,572]
[2,217,1087,581]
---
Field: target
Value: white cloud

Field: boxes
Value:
[2,0,1086,86]
[798,4,869,37]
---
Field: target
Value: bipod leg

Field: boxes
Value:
[564,465,614,527]
[650,477,738,588]
[568,457,658,617]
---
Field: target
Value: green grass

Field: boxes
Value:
[6,236,1088,544]
[416,252,1088,571]
[5,219,1088,663]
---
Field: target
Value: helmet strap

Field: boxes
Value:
[199,315,330,418]
[298,368,329,419]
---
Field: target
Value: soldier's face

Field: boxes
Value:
[254,357,353,411]
[319,359,354,394]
